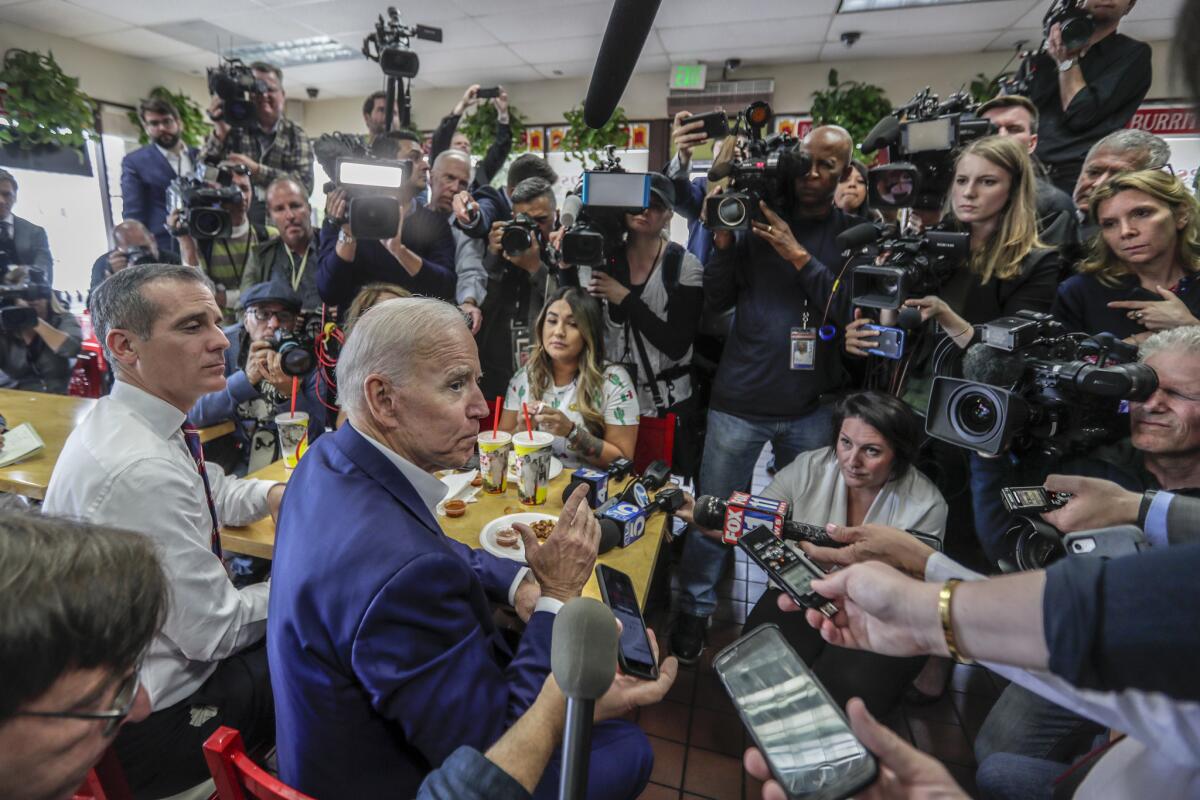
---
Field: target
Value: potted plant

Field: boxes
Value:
[809,69,892,164]
[126,87,211,147]
[560,106,631,166]
[0,48,95,170]
[457,99,526,158]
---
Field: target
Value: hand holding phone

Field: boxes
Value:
[595,565,658,680]
[476,86,501,99]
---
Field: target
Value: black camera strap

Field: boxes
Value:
[625,243,685,416]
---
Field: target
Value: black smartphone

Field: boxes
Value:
[737,528,837,618]
[863,324,905,360]
[687,110,729,140]
[714,625,878,800]
[1001,486,1071,515]
[595,564,658,680]
[476,86,501,99]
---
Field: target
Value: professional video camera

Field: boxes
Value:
[166,163,243,239]
[1001,1,1095,95]
[838,220,970,310]
[314,133,413,240]
[362,7,442,129]
[207,58,268,129]
[926,311,1158,457]
[861,88,996,211]
[703,101,812,231]
[560,146,649,269]
[0,269,49,333]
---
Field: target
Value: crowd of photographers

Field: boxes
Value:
[4,0,1200,798]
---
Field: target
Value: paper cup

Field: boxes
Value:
[512,430,554,505]
[275,412,309,470]
[477,431,512,494]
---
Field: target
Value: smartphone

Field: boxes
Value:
[1001,486,1071,515]
[1065,526,1149,559]
[714,625,878,800]
[863,324,905,360]
[687,110,729,140]
[737,528,837,618]
[595,565,659,680]
[476,86,501,99]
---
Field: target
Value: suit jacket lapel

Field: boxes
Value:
[332,423,444,539]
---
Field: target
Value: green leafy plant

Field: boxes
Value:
[809,69,892,164]
[560,106,631,166]
[457,100,526,157]
[969,72,1003,105]
[0,48,95,155]
[126,87,211,147]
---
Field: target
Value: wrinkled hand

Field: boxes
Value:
[326,189,351,233]
[587,270,630,304]
[452,190,478,226]
[225,153,260,177]
[487,220,505,256]
[671,111,708,166]
[493,87,510,119]
[533,403,574,438]
[844,309,880,357]
[1046,22,1085,64]
[245,339,273,385]
[382,202,408,259]
[1040,474,1141,534]
[262,350,294,397]
[513,576,540,623]
[595,626,679,722]
[207,96,231,140]
[751,202,810,267]
[1108,287,1200,332]
[459,302,482,334]
[518,483,600,602]
[798,524,936,579]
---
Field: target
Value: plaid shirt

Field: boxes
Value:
[202,116,314,197]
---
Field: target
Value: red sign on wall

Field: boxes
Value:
[1127,106,1199,135]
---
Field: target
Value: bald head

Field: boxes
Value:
[806,125,854,164]
[795,125,854,214]
[430,149,472,213]
[113,220,156,253]
[1073,130,1172,213]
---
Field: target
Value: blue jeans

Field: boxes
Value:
[975,753,1059,800]
[676,405,833,617]
[975,684,1104,765]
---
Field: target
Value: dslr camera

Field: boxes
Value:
[0,267,50,333]
[500,212,557,265]
[167,162,244,240]
[1045,0,1095,53]
[207,58,268,129]
[122,246,157,268]
[314,133,413,240]
[561,147,649,269]
[703,101,812,231]
[843,221,970,310]
[926,311,1158,457]
[861,89,995,211]
[271,320,317,378]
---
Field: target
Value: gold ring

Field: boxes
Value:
[768,225,774,234]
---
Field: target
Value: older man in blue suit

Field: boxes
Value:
[268,297,661,799]
[121,97,199,254]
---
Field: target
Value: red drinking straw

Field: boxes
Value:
[290,376,298,416]
[492,396,502,437]
[521,402,534,439]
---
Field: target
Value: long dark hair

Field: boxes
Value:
[829,391,922,480]
[527,287,608,435]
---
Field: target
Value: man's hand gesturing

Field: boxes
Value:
[518,483,600,602]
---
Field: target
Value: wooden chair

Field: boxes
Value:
[203,727,313,800]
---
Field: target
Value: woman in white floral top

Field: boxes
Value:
[500,287,639,469]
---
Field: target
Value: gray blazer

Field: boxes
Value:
[10,216,54,283]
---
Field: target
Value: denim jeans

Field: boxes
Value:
[975,753,1059,800]
[676,405,833,617]
[974,683,1105,765]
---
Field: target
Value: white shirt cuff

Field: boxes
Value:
[924,552,986,583]
[508,567,531,606]
[534,596,565,615]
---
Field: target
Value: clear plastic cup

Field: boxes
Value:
[275,412,309,470]
[477,430,512,494]
[512,430,554,505]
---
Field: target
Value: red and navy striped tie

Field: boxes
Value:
[182,425,222,559]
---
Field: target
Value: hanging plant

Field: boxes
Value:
[126,87,211,148]
[809,69,892,164]
[457,100,526,157]
[560,106,631,167]
[0,48,95,156]
[969,72,1005,105]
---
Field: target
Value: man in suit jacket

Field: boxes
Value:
[269,297,658,800]
[0,169,53,282]
[121,97,199,255]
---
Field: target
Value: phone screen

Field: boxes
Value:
[714,626,875,798]
[582,171,650,209]
[597,566,657,677]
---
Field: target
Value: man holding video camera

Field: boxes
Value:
[0,268,80,395]
[1025,0,1151,195]
[670,125,859,663]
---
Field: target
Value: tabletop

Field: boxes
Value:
[221,459,670,609]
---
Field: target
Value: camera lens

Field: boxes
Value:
[955,392,998,436]
[191,209,226,238]
[501,226,533,256]
[225,99,255,125]
[716,196,747,228]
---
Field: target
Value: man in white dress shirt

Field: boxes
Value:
[44,263,284,798]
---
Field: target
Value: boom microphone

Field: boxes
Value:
[962,343,1025,387]
[861,115,900,154]
[582,0,663,129]
[706,161,734,182]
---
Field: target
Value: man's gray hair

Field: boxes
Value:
[511,177,557,210]
[337,297,468,419]
[432,149,471,173]
[1139,326,1200,362]
[89,263,213,362]
[1087,129,1172,170]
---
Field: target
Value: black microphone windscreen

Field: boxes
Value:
[583,0,663,129]
[692,495,727,531]
[962,343,1025,386]
[706,161,734,182]
[597,517,622,554]
[896,306,924,331]
[836,222,883,252]
[551,598,618,699]
[862,115,900,154]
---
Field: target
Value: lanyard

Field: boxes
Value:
[218,228,254,283]
[284,246,309,293]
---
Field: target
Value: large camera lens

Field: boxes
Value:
[1060,15,1094,51]
[955,392,998,436]
[501,225,534,256]
[191,208,228,239]
[224,99,255,126]
[715,196,748,228]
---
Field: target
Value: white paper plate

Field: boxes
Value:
[479,512,557,563]
[506,451,564,481]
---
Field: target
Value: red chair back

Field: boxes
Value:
[204,726,314,800]
[72,747,131,800]
[633,412,675,475]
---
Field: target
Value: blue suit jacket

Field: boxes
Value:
[268,423,553,799]
[120,143,199,254]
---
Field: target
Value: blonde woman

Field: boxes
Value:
[500,287,639,469]
[343,282,412,332]
[1053,169,1200,342]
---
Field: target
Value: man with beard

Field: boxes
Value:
[121,97,199,255]
[244,178,321,312]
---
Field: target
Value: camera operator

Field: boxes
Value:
[171,161,266,319]
[475,177,563,400]
[1053,170,1200,341]
[0,169,53,283]
[317,129,456,313]
[670,125,859,663]
[1023,0,1151,195]
[201,61,314,227]
[89,220,181,293]
[583,173,705,480]
[361,90,399,148]
[430,84,513,192]
[121,97,198,256]
[242,177,321,312]
[452,153,558,241]
[0,268,80,394]
[427,150,487,334]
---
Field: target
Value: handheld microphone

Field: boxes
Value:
[861,115,901,154]
[552,598,618,800]
[962,343,1025,387]
[692,492,789,545]
[693,494,847,548]
[583,0,663,129]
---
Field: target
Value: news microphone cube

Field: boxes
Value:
[721,491,789,545]
[563,467,610,509]
[602,501,649,548]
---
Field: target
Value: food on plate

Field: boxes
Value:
[496,527,521,549]
[531,519,555,540]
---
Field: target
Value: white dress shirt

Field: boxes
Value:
[155,143,193,179]
[43,381,276,710]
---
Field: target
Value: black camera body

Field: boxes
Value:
[207,58,268,129]
[168,165,242,240]
[271,325,316,378]
[500,213,542,258]
[561,148,646,269]
[849,224,970,309]
[926,312,1158,457]
[1045,0,1095,51]
[315,136,414,240]
[123,246,157,268]
[0,278,46,333]
[362,8,442,80]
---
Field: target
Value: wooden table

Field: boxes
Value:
[222,460,670,609]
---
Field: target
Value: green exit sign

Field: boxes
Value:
[670,64,707,91]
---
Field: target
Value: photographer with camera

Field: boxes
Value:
[241,177,321,313]
[89,220,182,293]
[430,84,513,192]
[202,61,313,227]
[0,170,53,282]
[1053,170,1200,341]
[1022,0,1151,195]
[0,267,80,394]
[121,96,199,255]
[452,153,558,241]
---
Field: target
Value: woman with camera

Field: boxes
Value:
[499,287,639,470]
[834,160,882,222]
[1052,169,1200,341]
[0,276,81,395]
[583,173,705,479]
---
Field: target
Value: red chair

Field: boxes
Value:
[72,747,131,800]
[633,412,676,475]
[203,727,314,800]
[479,396,502,433]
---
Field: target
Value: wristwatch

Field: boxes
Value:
[1058,58,1076,73]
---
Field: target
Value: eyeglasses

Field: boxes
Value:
[16,667,142,737]
[248,308,297,325]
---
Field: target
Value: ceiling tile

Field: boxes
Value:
[452,0,598,14]
[531,60,597,79]
[411,16,501,50]
[419,64,543,88]
[151,51,222,77]
[983,26,1043,52]
[665,43,825,66]
[659,18,828,52]
[828,0,1034,38]
[1128,0,1184,21]
[819,31,999,60]
[1119,19,1179,41]
[0,0,130,37]
[281,0,463,30]
[68,0,250,26]
[508,35,603,63]
[283,58,383,86]
[78,27,205,58]
[656,0,838,27]
[413,44,525,73]
[474,3,612,42]
[209,11,322,44]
